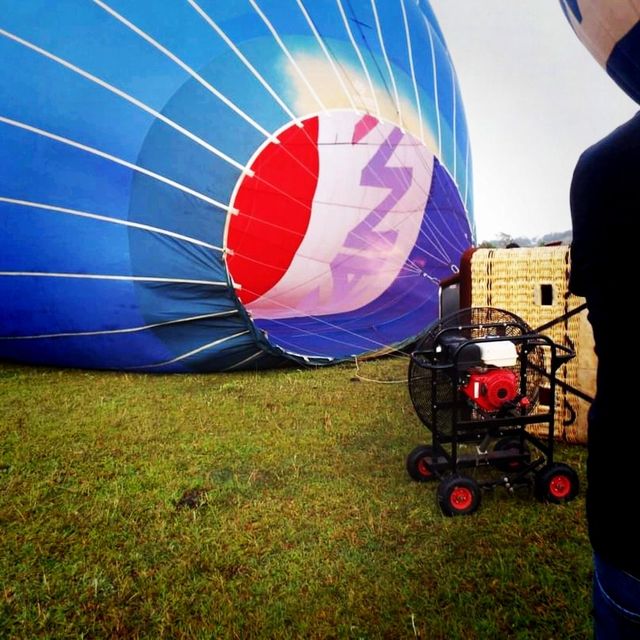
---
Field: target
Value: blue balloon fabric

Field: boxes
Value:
[0,0,473,372]
[560,0,640,104]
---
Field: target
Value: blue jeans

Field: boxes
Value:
[594,554,640,639]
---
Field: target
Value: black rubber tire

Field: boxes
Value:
[534,463,580,504]
[437,474,481,516]
[406,445,437,482]
[491,437,530,472]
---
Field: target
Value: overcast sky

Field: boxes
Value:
[429,0,638,241]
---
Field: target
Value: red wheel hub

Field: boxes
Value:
[417,458,432,478]
[549,474,571,499]
[450,486,473,510]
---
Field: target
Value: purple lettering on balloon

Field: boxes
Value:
[329,126,413,298]
[345,126,412,249]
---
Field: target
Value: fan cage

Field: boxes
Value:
[408,307,544,434]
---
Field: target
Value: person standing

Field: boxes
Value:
[569,112,640,637]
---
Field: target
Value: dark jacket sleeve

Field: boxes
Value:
[568,149,600,298]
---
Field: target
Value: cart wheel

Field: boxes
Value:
[491,437,530,472]
[406,445,437,482]
[535,463,579,504]
[437,475,481,516]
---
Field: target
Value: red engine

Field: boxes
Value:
[461,369,529,413]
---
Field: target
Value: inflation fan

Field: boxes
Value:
[406,307,580,516]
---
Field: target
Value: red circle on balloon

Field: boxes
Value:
[226,116,319,305]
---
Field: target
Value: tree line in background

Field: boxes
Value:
[477,230,572,248]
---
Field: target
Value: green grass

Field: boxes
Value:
[0,358,591,639]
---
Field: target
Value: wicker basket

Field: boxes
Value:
[467,246,595,444]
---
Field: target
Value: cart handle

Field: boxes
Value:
[550,342,575,372]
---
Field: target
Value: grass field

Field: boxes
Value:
[0,357,591,639]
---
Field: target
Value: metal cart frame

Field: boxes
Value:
[406,314,580,516]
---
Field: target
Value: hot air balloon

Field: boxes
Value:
[560,0,640,103]
[0,0,473,372]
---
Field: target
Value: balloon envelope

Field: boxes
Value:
[560,0,640,103]
[0,0,473,372]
